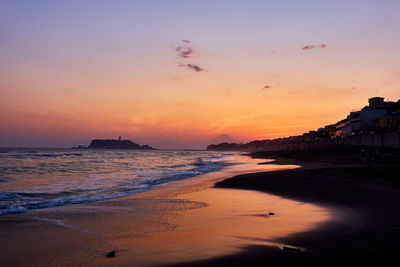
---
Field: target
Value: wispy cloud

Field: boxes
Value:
[186,64,204,72]
[176,46,194,58]
[175,40,206,73]
[302,44,326,50]
[175,40,194,58]
[262,85,271,90]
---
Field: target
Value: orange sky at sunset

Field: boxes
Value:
[1,1,400,148]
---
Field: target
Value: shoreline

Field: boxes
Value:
[173,156,400,266]
[0,155,310,267]
[3,152,398,266]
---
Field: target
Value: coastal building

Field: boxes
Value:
[337,97,392,136]
[316,127,330,140]
[328,97,390,138]
[368,97,385,107]
[374,114,400,131]
[342,111,361,137]
[208,97,400,151]
[302,131,319,141]
[360,100,388,131]
[334,118,348,137]
[323,124,337,139]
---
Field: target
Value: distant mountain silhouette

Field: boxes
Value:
[208,134,238,145]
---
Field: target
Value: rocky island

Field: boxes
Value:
[87,137,153,150]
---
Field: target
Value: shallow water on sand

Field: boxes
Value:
[86,159,330,266]
[105,187,331,266]
[0,156,332,267]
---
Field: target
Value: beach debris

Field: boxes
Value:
[106,250,116,258]
[281,245,302,252]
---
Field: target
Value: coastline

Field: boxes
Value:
[3,152,399,266]
[174,156,400,266]
[1,155,313,267]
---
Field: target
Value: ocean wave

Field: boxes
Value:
[2,152,85,159]
[0,150,230,215]
[156,164,190,169]
[143,162,220,187]
[0,188,147,215]
[31,152,84,157]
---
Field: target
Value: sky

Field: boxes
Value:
[1,0,400,148]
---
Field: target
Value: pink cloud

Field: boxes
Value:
[175,40,206,73]
[175,40,195,58]
[186,64,204,72]
[302,44,327,50]
[176,46,194,58]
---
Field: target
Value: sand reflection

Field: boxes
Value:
[95,164,331,266]
[0,156,332,267]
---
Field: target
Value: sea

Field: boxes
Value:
[0,148,237,215]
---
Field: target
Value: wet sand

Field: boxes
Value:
[0,156,334,266]
[180,163,400,267]
[92,187,331,266]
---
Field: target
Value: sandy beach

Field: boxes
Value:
[1,154,400,266]
[0,157,318,267]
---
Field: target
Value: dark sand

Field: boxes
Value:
[172,158,400,266]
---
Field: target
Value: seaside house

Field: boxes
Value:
[321,124,337,139]
[339,97,391,136]
[334,118,348,137]
[374,114,400,131]
[360,98,388,131]
[342,111,361,137]
[373,99,400,131]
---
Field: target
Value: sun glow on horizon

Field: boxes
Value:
[1,1,400,148]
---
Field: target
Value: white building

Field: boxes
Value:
[341,97,388,136]
[360,97,388,130]
[342,111,361,137]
